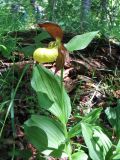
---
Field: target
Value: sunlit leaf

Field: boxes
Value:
[24,115,65,152]
[72,150,88,160]
[65,31,99,51]
[112,139,120,159]
[106,141,120,160]
[105,146,115,160]
[81,122,112,160]
[38,22,63,40]
[68,108,102,138]
[31,65,71,124]
[116,139,120,152]
[113,154,120,160]
[105,100,120,138]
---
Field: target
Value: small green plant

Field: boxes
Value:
[25,23,120,160]
[0,36,17,59]
[24,23,101,159]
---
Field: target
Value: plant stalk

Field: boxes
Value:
[60,68,66,128]
[60,68,72,159]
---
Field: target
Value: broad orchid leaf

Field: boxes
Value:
[24,115,65,153]
[72,150,88,160]
[31,65,71,124]
[112,139,120,159]
[116,139,120,153]
[105,100,120,138]
[105,140,120,160]
[82,108,102,124]
[65,31,99,52]
[68,122,81,138]
[81,122,112,160]
[50,144,67,158]
[106,140,120,160]
[113,154,120,160]
[68,108,102,138]
[38,22,63,40]
[24,126,48,151]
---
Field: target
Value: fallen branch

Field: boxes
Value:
[0,60,34,74]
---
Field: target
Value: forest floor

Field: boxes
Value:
[0,30,120,160]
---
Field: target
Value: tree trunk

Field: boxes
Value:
[81,0,91,31]
[100,0,108,20]
[48,0,56,21]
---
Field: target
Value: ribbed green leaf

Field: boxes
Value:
[72,150,88,160]
[24,126,48,151]
[24,115,65,152]
[68,108,102,138]
[31,65,71,124]
[105,100,120,138]
[81,122,112,160]
[65,31,98,52]
[112,142,120,160]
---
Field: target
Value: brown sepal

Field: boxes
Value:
[55,44,69,73]
[38,22,63,40]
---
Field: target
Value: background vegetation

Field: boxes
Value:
[0,0,120,37]
[0,0,120,160]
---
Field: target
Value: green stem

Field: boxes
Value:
[10,90,15,137]
[10,90,15,160]
[60,68,64,104]
[65,141,72,160]
[60,68,66,127]
[61,68,67,133]
[60,68,72,159]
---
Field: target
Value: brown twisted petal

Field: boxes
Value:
[38,22,63,40]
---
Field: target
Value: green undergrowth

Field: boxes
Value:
[0,29,120,159]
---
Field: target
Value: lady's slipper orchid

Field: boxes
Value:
[33,22,68,72]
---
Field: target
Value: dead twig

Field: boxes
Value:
[0,60,34,74]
